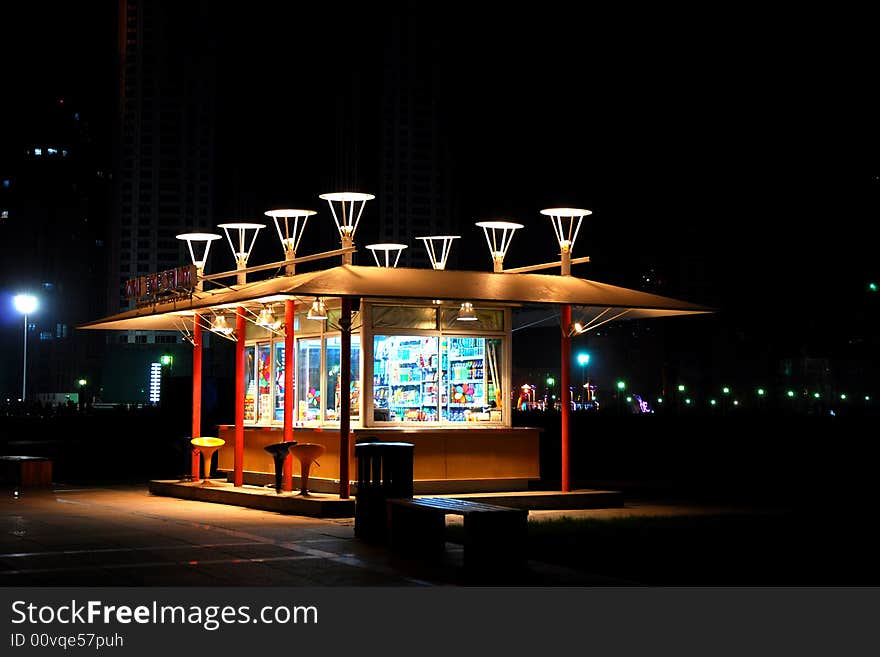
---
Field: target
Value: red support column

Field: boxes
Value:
[191,316,203,480]
[338,296,352,499]
[234,306,246,487]
[561,304,572,492]
[282,299,295,491]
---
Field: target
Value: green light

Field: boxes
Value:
[869,282,878,292]
[813,392,820,399]
[840,394,847,400]
[577,353,590,366]
[866,396,871,402]
[616,380,626,390]
[677,384,685,392]
[77,378,87,387]
[757,388,765,396]
[160,354,173,366]
[710,399,716,406]
[657,397,663,403]
[546,377,555,387]
[684,398,692,405]
[722,387,730,395]
[625,396,632,403]
[786,390,795,398]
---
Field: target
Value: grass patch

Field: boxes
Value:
[448,511,880,585]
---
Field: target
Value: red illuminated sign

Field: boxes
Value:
[124,265,197,304]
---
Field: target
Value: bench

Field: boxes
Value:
[387,497,528,571]
[0,456,53,488]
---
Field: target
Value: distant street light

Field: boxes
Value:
[78,378,88,387]
[13,294,38,401]
[576,352,590,400]
[722,386,730,395]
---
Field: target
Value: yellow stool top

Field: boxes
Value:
[191,437,225,449]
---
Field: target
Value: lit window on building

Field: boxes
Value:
[42,282,54,290]
[40,331,54,341]
[47,148,58,155]
[1,210,8,221]
[1,179,10,188]
[33,148,42,156]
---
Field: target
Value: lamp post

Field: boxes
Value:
[13,294,38,402]
[577,352,590,401]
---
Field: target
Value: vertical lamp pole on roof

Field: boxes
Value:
[218,222,265,285]
[541,207,592,493]
[264,209,316,275]
[416,235,460,270]
[475,221,523,273]
[176,232,221,292]
[365,243,408,267]
[318,192,374,265]
[282,299,295,491]
[540,208,592,276]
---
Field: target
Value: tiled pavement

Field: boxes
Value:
[1,485,626,587]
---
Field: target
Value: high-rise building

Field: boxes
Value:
[111,0,217,323]
[377,14,455,269]
[0,95,110,399]
[104,0,218,401]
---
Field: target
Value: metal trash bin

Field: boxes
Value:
[354,441,414,543]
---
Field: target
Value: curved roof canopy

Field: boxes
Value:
[78,265,713,332]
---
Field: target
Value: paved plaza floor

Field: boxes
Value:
[0,484,757,587]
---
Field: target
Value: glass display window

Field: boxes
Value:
[445,337,503,423]
[256,344,272,424]
[297,338,322,424]
[273,342,286,422]
[372,334,504,425]
[244,345,256,421]
[324,336,361,422]
[373,335,440,422]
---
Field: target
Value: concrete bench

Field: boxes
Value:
[0,456,53,488]
[387,497,528,571]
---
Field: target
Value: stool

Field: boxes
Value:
[190,437,225,485]
[289,443,325,496]
[264,441,296,494]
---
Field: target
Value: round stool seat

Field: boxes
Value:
[264,441,296,494]
[289,443,325,496]
[191,437,225,483]
[264,441,295,459]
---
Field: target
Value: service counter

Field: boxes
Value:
[215,425,541,493]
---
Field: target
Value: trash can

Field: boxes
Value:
[354,441,414,543]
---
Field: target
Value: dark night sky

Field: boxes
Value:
[2,2,878,355]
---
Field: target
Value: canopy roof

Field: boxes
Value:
[78,264,713,331]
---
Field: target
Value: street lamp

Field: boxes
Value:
[13,294,37,401]
[577,352,590,400]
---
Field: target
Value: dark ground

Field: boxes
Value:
[2,407,879,585]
